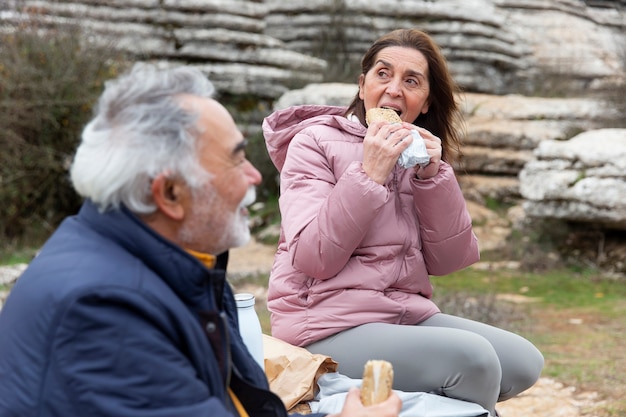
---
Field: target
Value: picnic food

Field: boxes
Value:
[365,107,402,125]
[360,360,394,406]
[364,107,431,169]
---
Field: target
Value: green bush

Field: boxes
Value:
[0,23,128,244]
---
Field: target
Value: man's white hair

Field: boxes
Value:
[70,63,216,213]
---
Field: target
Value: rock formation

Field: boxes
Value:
[0,0,327,98]
[264,0,625,95]
[520,128,626,230]
[1,0,625,268]
[2,0,624,97]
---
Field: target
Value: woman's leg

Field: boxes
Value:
[305,321,502,414]
[420,313,544,402]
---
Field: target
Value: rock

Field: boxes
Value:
[264,0,626,95]
[0,264,27,311]
[273,83,358,109]
[3,0,624,97]
[0,264,25,286]
[519,128,626,230]
[0,0,326,98]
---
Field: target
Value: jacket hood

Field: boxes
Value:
[263,104,367,172]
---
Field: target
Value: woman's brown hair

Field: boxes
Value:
[345,29,464,164]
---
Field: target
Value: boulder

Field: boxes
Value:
[519,128,626,229]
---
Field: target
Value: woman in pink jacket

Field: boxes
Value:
[262,29,543,416]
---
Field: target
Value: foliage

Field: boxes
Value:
[0,22,128,245]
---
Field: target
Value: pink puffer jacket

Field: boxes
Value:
[262,105,479,347]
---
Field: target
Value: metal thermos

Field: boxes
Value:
[235,293,264,370]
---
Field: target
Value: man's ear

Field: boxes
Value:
[151,174,186,221]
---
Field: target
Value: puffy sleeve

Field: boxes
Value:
[278,130,388,280]
[411,162,480,275]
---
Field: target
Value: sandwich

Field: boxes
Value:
[364,107,430,169]
[365,107,402,125]
[360,360,394,406]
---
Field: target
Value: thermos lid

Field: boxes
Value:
[235,293,255,308]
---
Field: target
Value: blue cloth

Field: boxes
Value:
[310,373,489,417]
[0,200,319,417]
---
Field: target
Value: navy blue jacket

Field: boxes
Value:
[0,201,321,417]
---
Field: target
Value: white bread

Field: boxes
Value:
[365,107,402,125]
[360,360,394,406]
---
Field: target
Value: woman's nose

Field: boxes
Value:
[386,78,403,96]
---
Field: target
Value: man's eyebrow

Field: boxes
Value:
[232,139,248,155]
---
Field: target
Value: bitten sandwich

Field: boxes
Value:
[360,360,394,406]
[365,107,402,125]
[364,107,430,169]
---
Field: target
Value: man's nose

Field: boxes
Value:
[246,160,262,185]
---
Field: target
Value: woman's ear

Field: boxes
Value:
[151,174,186,221]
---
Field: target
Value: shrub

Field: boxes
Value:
[0,22,127,244]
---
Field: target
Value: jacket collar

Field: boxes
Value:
[77,200,228,311]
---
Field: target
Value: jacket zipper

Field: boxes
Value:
[220,311,233,389]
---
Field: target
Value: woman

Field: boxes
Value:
[262,29,543,415]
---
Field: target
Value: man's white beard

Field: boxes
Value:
[229,187,256,248]
[178,185,256,255]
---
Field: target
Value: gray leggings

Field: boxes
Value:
[304,313,544,415]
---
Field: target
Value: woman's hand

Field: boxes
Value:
[413,127,442,179]
[329,387,403,417]
[362,121,414,184]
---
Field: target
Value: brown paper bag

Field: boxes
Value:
[263,334,338,411]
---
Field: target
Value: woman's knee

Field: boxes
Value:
[499,341,544,401]
[456,334,502,385]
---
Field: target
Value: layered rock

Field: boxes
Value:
[1,0,625,237]
[519,129,626,230]
[264,0,625,95]
[0,0,326,98]
[458,93,621,204]
[3,0,623,97]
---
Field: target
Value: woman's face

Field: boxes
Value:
[359,46,430,123]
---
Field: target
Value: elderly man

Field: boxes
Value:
[0,64,401,417]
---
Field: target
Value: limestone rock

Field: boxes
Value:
[0,0,326,98]
[3,0,624,97]
[519,129,626,229]
[264,0,625,95]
